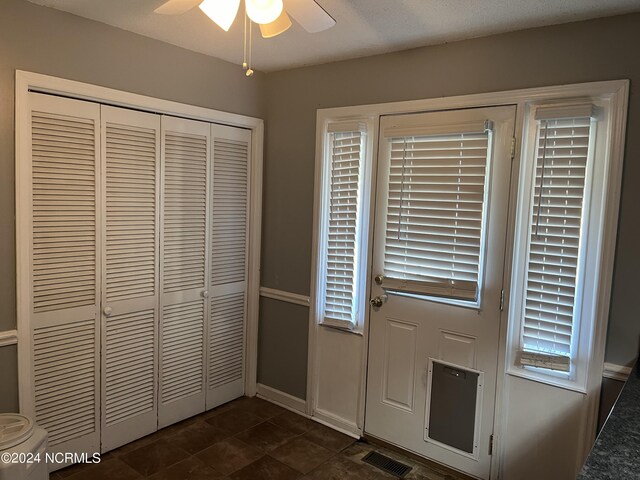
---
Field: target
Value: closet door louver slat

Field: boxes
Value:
[206,125,250,409]
[27,93,101,460]
[100,105,160,452]
[34,320,96,445]
[209,292,244,388]
[159,116,210,427]
[162,301,205,402]
[32,111,96,313]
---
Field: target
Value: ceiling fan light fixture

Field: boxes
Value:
[245,0,283,25]
[199,0,240,31]
[259,10,292,38]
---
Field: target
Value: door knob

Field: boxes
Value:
[201,290,209,298]
[103,306,113,317]
[374,274,384,285]
[370,295,387,308]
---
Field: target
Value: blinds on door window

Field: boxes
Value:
[519,106,596,370]
[321,123,365,328]
[382,121,493,302]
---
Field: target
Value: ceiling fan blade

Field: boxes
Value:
[199,0,240,31]
[154,0,202,15]
[260,11,292,38]
[285,0,335,33]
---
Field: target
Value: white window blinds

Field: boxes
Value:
[382,123,492,302]
[321,127,365,327]
[520,110,594,368]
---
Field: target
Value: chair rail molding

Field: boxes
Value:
[0,330,18,347]
[259,287,310,307]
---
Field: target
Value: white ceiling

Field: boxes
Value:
[26,0,640,72]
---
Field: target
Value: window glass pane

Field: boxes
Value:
[522,117,591,357]
[383,131,490,301]
[322,130,363,325]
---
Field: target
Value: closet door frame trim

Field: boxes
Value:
[15,70,263,414]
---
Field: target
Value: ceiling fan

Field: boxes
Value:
[155,0,336,39]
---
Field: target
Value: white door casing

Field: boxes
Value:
[365,106,516,479]
[100,105,160,451]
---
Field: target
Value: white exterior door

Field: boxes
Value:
[365,106,516,479]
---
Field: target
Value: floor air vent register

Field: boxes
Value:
[362,451,413,478]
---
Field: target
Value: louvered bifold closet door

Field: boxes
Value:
[100,106,160,451]
[206,124,251,409]
[159,116,210,427]
[24,93,101,458]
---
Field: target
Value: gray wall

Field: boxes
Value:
[598,378,624,432]
[257,298,309,399]
[260,13,640,398]
[0,0,266,412]
[1,0,638,409]
[0,346,18,413]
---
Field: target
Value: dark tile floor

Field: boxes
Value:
[51,396,469,480]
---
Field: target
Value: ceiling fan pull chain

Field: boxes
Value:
[243,11,248,70]
[246,17,254,76]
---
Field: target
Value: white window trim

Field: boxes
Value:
[15,70,264,408]
[506,98,617,393]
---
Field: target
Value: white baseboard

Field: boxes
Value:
[256,383,363,441]
[256,383,307,414]
[312,408,361,439]
[0,330,18,347]
[603,362,632,381]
